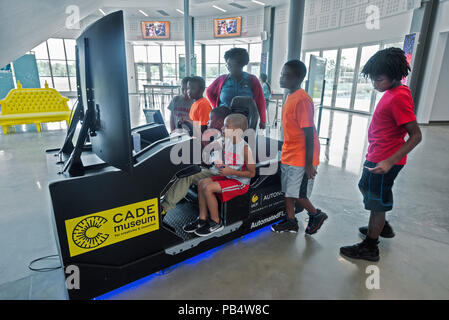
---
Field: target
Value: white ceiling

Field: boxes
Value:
[94,0,288,18]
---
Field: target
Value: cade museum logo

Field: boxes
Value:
[65,198,159,257]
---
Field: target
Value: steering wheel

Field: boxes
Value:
[177,120,194,136]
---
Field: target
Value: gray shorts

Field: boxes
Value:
[281,163,316,199]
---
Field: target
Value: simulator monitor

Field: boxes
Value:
[76,10,133,173]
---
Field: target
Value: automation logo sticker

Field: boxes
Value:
[250,189,284,214]
[65,198,159,257]
[251,194,259,204]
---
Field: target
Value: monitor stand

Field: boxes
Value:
[60,105,96,177]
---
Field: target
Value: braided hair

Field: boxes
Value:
[361,47,410,81]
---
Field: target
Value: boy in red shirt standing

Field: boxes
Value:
[340,48,422,262]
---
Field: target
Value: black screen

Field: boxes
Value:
[76,11,133,173]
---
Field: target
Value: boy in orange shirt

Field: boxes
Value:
[271,60,328,234]
[188,76,212,134]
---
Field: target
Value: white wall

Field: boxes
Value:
[430,35,449,121]
[302,11,414,50]
[0,0,103,67]
[124,9,264,42]
[416,0,449,123]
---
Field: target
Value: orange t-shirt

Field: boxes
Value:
[281,89,320,167]
[189,97,212,126]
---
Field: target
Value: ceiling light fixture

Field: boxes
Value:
[252,0,266,6]
[212,5,227,12]
[99,9,106,16]
[176,9,184,14]
[229,2,247,9]
[139,10,148,17]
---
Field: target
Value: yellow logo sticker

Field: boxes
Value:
[252,194,259,204]
[65,198,159,257]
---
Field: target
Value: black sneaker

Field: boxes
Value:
[359,221,395,238]
[183,218,207,233]
[340,239,380,262]
[271,218,299,233]
[194,220,224,237]
[305,209,328,235]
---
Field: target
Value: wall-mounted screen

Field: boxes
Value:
[214,17,242,38]
[141,21,170,39]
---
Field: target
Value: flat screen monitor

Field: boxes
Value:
[141,21,170,39]
[214,17,242,38]
[307,55,327,105]
[402,33,418,85]
[76,10,133,173]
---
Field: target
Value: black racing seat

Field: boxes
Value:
[184,136,283,221]
[230,96,260,130]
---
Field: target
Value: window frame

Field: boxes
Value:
[301,38,403,115]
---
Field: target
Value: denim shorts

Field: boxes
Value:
[358,160,403,212]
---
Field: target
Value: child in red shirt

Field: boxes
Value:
[340,48,422,262]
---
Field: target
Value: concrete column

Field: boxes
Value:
[280,0,305,140]
[201,44,206,79]
[184,0,191,76]
[287,0,305,61]
[190,16,195,75]
[261,6,275,80]
[408,0,439,112]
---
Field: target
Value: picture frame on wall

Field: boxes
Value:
[141,21,170,39]
[214,16,242,38]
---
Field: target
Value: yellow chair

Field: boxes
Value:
[0,81,72,134]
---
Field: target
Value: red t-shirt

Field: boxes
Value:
[367,85,416,165]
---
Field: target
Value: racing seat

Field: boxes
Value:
[230,96,260,130]
[184,135,285,226]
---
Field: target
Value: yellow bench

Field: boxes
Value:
[0,81,72,134]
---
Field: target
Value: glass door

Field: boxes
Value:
[135,63,162,92]
[148,64,162,84]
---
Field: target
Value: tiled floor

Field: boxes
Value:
[0,97,448,299]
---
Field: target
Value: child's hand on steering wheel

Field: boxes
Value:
[218,164,232,176]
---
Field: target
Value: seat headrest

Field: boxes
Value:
[230,96,259,130]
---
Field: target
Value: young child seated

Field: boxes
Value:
[183,114,256,237]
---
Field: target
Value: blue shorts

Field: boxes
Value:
[358,161,403,212]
